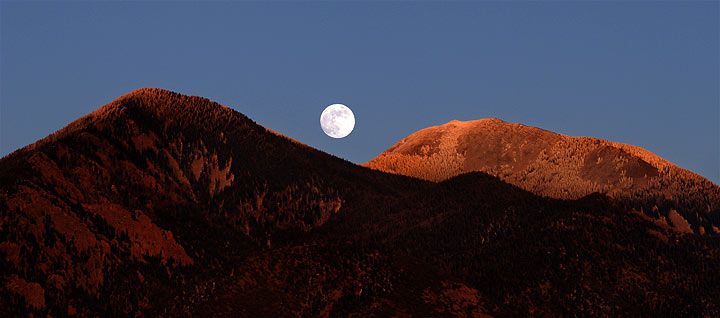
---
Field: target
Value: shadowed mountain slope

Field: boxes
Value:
[1,89,719,317]
[0,88,427,316]
[364,118,720,234]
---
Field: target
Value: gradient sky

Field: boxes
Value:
[2,2,718,182]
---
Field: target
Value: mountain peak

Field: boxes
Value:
[2,88,276,164]
[364,118,719,230]
[439,118,534,132]
[444,118,505,126]
[93,87,231,120]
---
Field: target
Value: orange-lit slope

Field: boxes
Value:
[365,118,720,231]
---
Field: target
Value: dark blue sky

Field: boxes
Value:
[2,2,718,182]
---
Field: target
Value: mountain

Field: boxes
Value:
[2,89,719,316]
[364,118,720,234]
[0,88,425,316]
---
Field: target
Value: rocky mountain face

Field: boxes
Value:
[364,118,720,235]
[2,89,719,316]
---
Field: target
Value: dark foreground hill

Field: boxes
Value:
[364,118,720,235]
[1,89,719,316]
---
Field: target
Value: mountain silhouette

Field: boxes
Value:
[2,89,719,316]
[364,118,720,234]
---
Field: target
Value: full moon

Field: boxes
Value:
[320,104,355,138]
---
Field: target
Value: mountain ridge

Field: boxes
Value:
[2,88,720,316]
[367,117,685,181]
[364,118,720,234]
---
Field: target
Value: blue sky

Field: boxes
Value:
[1,1,718,182]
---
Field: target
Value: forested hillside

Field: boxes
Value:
[2,89,718,316]
[365,118,720,235]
